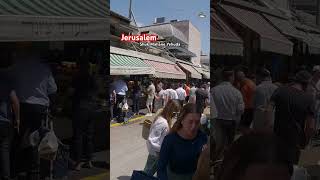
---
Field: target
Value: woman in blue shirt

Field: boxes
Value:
[158,103,208,180]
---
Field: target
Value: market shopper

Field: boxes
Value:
[195,84,209,114]
[184,83,191,103]
[164,83,178,106]
[144,100,181,176]
[154,83,166,112]
[158,103,207,180]
[235,70,256,134]
[12,47,57,179]
[132,81,142,116]
[71,59,97,171]
[110,76,128,122]
[0,50,20,180]
[252,69,278,131]
[189,83,197,104]
[146,80,156,116]
[307,66,320,134]
[176,83,186,107]
[216,132,293,180]
[270,70,316,164]
[212,69,244,158]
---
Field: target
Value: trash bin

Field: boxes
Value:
[142,119,152,140]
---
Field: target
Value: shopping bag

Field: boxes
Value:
[252,104,274,133]
[38,130,59,160]
[142,119,152,140]
[38,121,59,160]
[130,170,159,180]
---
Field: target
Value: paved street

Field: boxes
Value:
[110,115,152,180]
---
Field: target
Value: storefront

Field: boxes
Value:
[0,0,108,150]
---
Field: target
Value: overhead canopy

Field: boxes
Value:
[211,8,243,56]
[194,66,210,79]
[220,5,293,56]
[263,14,320,54]
[0,0,108,41]
[144,60,186,79]
[176,60,202,79]
[110,54,154,75]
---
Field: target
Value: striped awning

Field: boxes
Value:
[220,4,293,56]
[194,66,210,79]
[0,0,107,18]
[0,0,108,41]
[177,62,202,79]
[110,54,154,75]
[144,60,186,79]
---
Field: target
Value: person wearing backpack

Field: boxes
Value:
[270,70,316,164]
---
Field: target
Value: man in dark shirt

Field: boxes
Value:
[195,84,209,114]
[270,70,316,164]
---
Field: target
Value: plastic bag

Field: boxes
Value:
[38,130,59,160]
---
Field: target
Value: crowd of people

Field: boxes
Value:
[110,77,210,123]
[211,66,320,180]
[0,45,99,180]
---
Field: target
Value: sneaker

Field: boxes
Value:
[146,113,152,116]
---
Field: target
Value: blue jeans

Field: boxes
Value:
[143,154,158,176]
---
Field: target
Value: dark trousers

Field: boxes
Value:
[214,119,236,158]
[72,106,95,163]
[240,108,254,128]
[178,100,184,107]
[132,96,140,114]
[18,103,47,180]
[0,122,10,179]
[114,95,125,122]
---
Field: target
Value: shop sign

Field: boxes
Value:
[22,21,89,37]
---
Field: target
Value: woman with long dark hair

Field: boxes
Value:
[157,103,207,180]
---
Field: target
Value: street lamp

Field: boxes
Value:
[198,12,207,18]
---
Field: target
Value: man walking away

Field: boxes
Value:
[184,83,190,102]
[146,80,156,116]
[195,83,209,114]
[110,76,128,122]
[236,70,256,134]
[189,83,197,104]
[270,70,316,164]
[252,68,278,131]
[12,46,57,180]
[176,83,186,107]
[212,69,244,158]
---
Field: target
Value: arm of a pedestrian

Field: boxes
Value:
[158,136,171,180]
[10,90,20,131]
[237,91,245,115]
[148,124,168,153]
[193,142,210,180]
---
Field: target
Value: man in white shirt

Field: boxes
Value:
[164,83,178,106]
[176,83,186,106]
[189,83,197,104]
[146,80,156,116]
[110,76,128,122]
[12,48,57,178]
[212,69,245,158]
